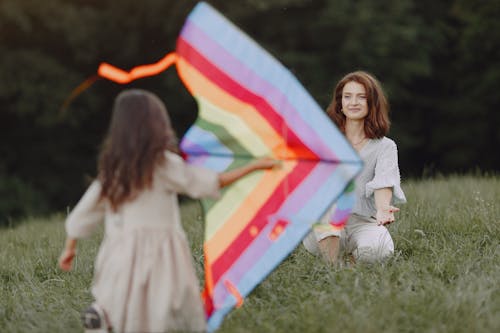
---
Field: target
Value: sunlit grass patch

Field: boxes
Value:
[1,174,498,333]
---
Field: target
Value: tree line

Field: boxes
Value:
[1,0,499,223]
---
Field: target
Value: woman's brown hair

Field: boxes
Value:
[98,89,178,211]
[327,71,390,138]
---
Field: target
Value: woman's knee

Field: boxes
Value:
[349,225,394,263]
[302,231,320,255]
[353,244,393,263]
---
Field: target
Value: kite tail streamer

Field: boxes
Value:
[61,52,178,111]
[98,52,177,83]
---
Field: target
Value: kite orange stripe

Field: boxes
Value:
[98,52,177,84]
[203,249,215,301]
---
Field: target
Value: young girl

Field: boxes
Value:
[58,89,277,332]
[303,71,406,264]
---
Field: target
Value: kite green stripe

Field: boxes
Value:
[196,118,251,158]
[197,96,271,157]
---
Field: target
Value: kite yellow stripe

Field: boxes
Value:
[197,96,268,156]
[205,170,265,238]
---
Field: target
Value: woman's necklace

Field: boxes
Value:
[350,136,366,146]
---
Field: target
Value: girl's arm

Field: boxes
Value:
[218,157,279,188]
[58,238,77,271]
[374,187,399,226]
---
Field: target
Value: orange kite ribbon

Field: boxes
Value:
[97,52,177,84]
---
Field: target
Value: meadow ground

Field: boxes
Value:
[1,174,499,332]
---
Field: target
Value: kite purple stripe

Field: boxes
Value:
[181,138,234,171]
[331,208,353,224]
[181,137,209,156]
[273,162,338,217]
[180,21,338,161]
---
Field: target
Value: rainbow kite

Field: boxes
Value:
[93,2,363,331]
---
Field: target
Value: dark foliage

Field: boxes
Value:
[1,0,498,223]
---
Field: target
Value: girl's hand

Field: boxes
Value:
[58,238,77,271]
[58,248,76,271]
[251,157,281,170]
[219,157,280,188]
[376,205,400,226]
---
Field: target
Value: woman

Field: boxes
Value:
[303,71,406,264]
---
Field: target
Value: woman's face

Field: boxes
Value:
[341,81,368,121]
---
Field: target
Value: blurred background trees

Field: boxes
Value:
[1,0,499,223]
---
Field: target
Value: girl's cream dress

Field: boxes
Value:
[66,151,220,332]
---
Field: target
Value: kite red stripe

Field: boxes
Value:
[176,37,317,160]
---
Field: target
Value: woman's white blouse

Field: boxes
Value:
[354,137,406,217]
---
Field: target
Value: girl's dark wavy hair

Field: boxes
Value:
[97,89,178,211]
[327,71,390,138]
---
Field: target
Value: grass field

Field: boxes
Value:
[1,174,499,332]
